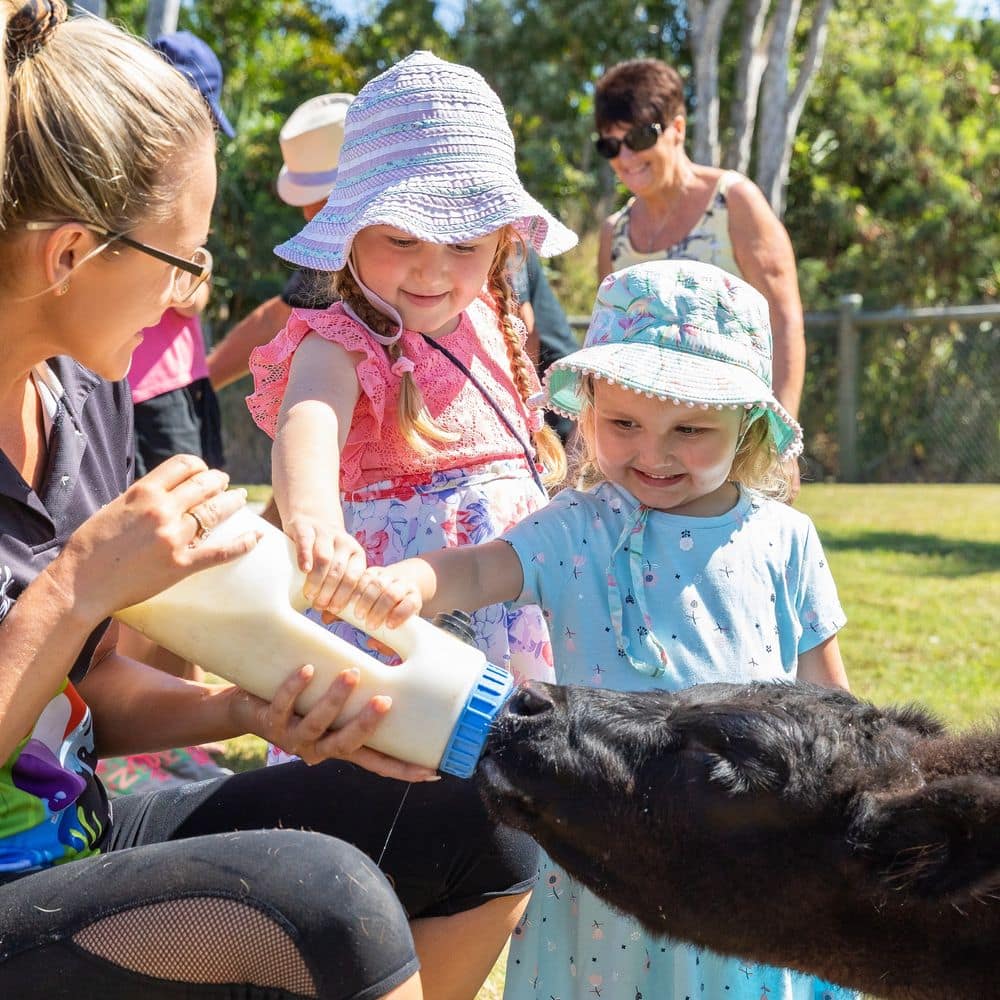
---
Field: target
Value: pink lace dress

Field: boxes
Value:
[248,297,555,765]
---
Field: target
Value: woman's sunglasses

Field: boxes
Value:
[594,122,663,160]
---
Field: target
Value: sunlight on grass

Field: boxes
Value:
[796,484,998,727]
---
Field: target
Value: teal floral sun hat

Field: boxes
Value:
[545,260,803,459]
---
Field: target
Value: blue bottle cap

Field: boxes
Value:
[438,661,514,778]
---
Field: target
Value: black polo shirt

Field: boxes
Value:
[0,358,132,873]
[0,357,133,681]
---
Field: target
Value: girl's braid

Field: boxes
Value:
[487,235,566,488]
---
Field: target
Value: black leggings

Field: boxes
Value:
[0,759,537,999]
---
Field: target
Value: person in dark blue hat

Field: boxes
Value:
[152,29,236,138]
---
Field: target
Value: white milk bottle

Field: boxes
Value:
[114,506,512,777]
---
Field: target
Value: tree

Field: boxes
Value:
[787,0,999,307]
[686,0,836,214]
[345,0,455,81]
[145,0,180,38]
[453,1,836,221]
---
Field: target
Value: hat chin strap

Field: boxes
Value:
[735,405,766,452]
[343,253,405,347]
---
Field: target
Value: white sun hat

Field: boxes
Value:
[276,93,355,207]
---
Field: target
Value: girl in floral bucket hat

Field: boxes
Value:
[547,257,803,472]
[335,259,854,1000]
[247,54,574,762]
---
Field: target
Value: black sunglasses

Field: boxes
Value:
[594,122,663,160]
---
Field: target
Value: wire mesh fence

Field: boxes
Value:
[569,301,1000,484]
[800,303,1000,483]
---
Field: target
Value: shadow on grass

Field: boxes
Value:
[821,531,1000,577]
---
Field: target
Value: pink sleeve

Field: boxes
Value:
[246,305,390,442]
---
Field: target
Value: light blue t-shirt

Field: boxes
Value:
[501,481,853,1000]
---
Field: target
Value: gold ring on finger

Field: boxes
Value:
[186,509,208,541]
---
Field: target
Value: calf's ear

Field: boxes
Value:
[857,776,1000,901]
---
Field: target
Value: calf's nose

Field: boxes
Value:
[507,684,555,718]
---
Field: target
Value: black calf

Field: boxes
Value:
[477,682,1000,1000]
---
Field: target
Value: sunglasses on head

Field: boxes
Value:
[594,122,663,159]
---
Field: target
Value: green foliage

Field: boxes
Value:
[800,315,999,484]
[782,0,1000,483]
[456,0,686,228]
[345,0,455,78]
[787,0,999,308]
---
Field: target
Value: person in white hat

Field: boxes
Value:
[206,93,354,392]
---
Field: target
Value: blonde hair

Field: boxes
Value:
[570,376,794,501]
[1,3,212,247]
[334,225,567,487]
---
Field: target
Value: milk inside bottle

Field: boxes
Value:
[114,506,512,777]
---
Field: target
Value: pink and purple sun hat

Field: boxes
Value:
[274,51,577,270]
[545,260,804,459]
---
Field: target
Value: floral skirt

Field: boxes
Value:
[268,459,554,765]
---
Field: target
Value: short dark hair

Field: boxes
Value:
[594,59,686,133]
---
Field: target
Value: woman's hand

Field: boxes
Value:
[283,515,368,621]
[48,454,260,624]
[229,665,439,781]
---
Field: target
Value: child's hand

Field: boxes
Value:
[349,566,424,633]
[284,516,367,618]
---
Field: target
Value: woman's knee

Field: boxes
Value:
[260,830,418,998]
[0,830,418,999]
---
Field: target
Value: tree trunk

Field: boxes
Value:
[723,0,772,172]
[145,0,181,40]
[777,0,836,209]
[754,0,835,216]
[754,0,801,211]
[687,0,734,167]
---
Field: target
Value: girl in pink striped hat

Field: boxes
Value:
[247,51,576,756]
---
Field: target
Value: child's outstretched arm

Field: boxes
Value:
[798,634,850,690]
[346,540,525,632]
[272,333,367,616]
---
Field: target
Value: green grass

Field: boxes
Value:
[224,484,999,999]
[238,484,274,504]
[795,484,998,727]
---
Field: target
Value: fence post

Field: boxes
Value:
[837,293,863,482]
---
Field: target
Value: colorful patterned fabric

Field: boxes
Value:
[96,746,231,798]
[545,259,803,458]
[0,679,107,874]
[247,297,546,490]
[274,51,576,271]
[268,459,554,765]
[500,481,852,1000]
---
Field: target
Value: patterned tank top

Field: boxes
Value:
[608,170,743,276]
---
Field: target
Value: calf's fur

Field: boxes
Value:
[477,682,1000,999]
